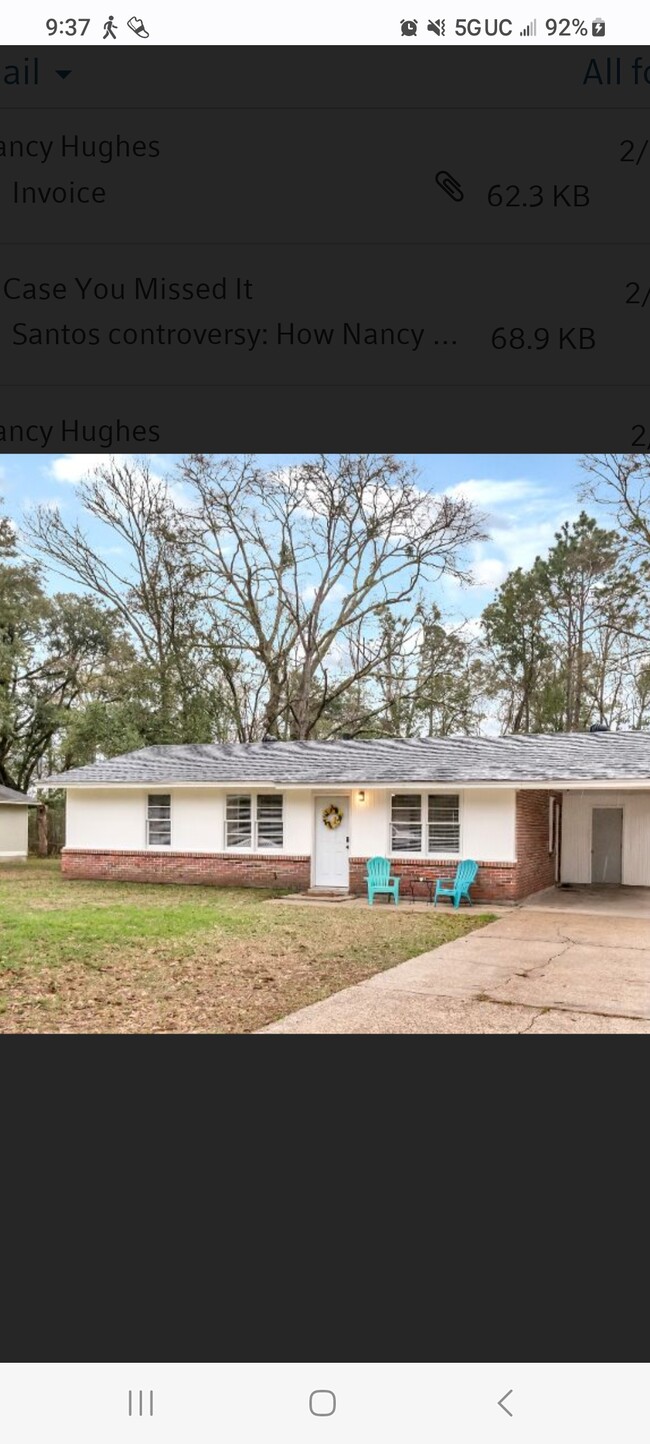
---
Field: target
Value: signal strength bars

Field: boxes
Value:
[520,17,537,32]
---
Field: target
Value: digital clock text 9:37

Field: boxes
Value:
[46,18,91,35]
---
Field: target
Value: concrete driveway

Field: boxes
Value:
[259,906,650,1034]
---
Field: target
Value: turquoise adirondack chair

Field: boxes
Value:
[366,856,400,906]
[434,859,479,909]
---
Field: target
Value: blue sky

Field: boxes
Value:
[0,451,586,620]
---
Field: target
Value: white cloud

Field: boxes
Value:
[47,454,138,484]
[301,581,348,605]
[443,474,579,580]
[489,516,578,571]
[457,616,484,640]
[22,496,67,514]
[45,453,192,510]
[470,557,509,589]
[445,477,547,508]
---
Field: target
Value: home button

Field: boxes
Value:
[309,1391,336,1417]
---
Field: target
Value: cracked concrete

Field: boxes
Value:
[259,908,650,1034]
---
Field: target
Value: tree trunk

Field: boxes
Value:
[37,803,48,858]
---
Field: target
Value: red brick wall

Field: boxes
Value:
[350,791,559,902]
[62,793,558,900]
[64,846,518,899]
[513,789,560,900]
[349,856,518,902]
[61,848,311,890]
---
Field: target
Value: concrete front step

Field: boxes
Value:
[304,887,353,901]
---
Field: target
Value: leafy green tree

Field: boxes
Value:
[0,503,17,558]
[412,604,482,736]
[0,577,124,792]
[481,512,649,734]
[482,567,551,731]
[0,498,134,788]
[535,513,640,730]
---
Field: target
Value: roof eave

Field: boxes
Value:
[36,775,650,791]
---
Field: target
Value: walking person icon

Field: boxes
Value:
[102,15,117,38]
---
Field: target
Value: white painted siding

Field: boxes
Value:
[348,786,516,860]
[66,789,149,850]
[65,786,314,855]
[349,789,387,856]
[64,784,518,862]
[561,790,650,885]
[0,804,28,858]
[283,790,312,852]
[462,788,516,861]
[170,789,223,851]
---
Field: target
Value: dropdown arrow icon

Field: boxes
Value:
[498,1391,513,1418]
[56,69,72,79]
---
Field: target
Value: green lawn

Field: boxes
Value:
[0,860,495,1033]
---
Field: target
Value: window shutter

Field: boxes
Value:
[391,793,422,852]
[147,794,171,846]
[226,794,252,848]
[256,794,283,849]
[428,794,460,853]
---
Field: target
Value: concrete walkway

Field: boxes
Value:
[259,908,650,1034]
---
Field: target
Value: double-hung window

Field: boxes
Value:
[147,794,171,846]
[391,794,422,852]
[391,792,461,854]
[256,794,283,848]
[428,794,460,853]
[225,794,284,849]
[225,794,253,848]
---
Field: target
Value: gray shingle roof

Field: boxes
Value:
[0,784,28,804]
[39,732,650,787]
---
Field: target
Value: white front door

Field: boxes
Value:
[313,795,349,887]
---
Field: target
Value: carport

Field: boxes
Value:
[524,884,650,918]
[559,787,650,889]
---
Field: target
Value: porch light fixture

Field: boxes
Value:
[358,790,366,803]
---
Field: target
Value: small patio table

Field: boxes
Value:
[402,875,436,904]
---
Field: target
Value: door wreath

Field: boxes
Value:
[322,804,344,830]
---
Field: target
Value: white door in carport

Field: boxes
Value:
[591,807,623,885]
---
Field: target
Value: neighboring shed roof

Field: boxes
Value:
[0,784,29,805]
[39,732,650,788]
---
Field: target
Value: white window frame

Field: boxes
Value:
[427,793,461,855]
[390,793,424,855]
[224,792,284,851]
[255,793,284,850]
[225,793,253,849]
[389,790,463,858]
[146,793,172,848]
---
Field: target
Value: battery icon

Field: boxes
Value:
[592,17,605,33]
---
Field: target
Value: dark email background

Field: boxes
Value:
[0,47,648,447]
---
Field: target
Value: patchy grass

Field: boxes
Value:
[0,860,495,1034]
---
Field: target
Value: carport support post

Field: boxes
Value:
[37,802,48,857]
